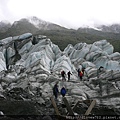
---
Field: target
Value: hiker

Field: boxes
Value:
[77,68,80,77]
[60,86,66,97]
[61,70,66,81]
[67,71,72,81]
[79,71,83,80]
[53,82,59,99]
[82,67,85,75]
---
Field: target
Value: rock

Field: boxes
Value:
[37,97,45,105]
[0,52,7,72]
[42,115,52,120]
[18,33,33,40]
[0,111,4,115]
[0,94,6,100]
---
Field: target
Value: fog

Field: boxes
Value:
[0,0,120,29]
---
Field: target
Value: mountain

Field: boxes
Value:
[0,16,68,39]
[28,16,67,30]
[0,16,120,53]
[6,18,39,36]
[77,27,120,39]
[0,20,11,33]
[97,24,120,33]
[78,24,120,34]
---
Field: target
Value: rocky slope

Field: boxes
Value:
[0,33,120,117]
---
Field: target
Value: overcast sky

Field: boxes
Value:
[0,0,120,29]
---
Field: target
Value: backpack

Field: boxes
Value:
[80,71,83,76]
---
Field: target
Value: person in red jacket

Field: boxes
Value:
[79,71,83,80]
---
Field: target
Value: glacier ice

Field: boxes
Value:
[0,33,120,115]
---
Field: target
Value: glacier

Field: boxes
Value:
[0,33,120,115]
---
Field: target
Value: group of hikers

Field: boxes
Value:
[61,67,85,81]
[52,66,105,100]
[53,82,66,100]
[61,70,72,81]
[52,67,85,100]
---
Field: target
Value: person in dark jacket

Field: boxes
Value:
[60,86,66,97]
[77,68,80,77]
[67,71,72,81]
[53,82,59,99]
[61,70,66,81]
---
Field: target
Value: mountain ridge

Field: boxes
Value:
[0,16,120,53]
[1,16,120,33]
[97,24,120,33]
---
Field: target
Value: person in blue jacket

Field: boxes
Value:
[60,86,66,97]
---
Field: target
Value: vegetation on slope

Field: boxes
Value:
[0,25,120,52]
[35,29,120,52]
